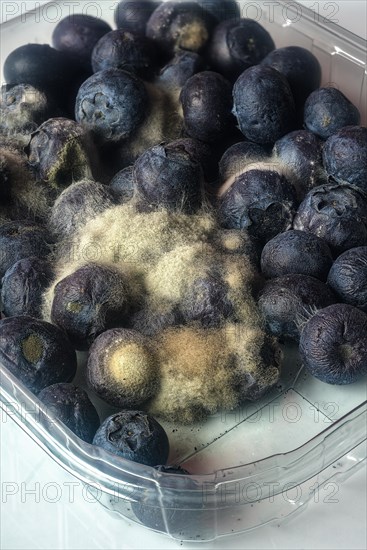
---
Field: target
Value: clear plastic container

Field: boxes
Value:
[0,0,366,542]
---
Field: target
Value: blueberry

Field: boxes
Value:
[261,46,321,113]
[92,410,169,466]
[180,273,234,327]
[157,50,205,89]
[52,14,112,71]
[219,141,270,181]
[134,139,203,213]
[0,220,51,278]
[87,328,159,408]
[132,465,196,533]
[273,130,327,200]
[1,257,54,318]
[3,44,88,113]
[37,383,100,443]
[261,230,333,281]
[232,65,296,144]
[51,263,140,350]
[327,247,367,312]
[25,118,98,194]
[179,71,235,143]
[0,84,57,136]
[48,179,118,240]
[167,137,215,183]
[217,167,297,243]
[146,1,216,58]
[109,166,136,203]
[75,69,148,144]
[258,274,337,341]
[299,304,367,384]
[293,183,367,256]
[131,303,182,336]
[114,0,161,35]
[207,18,275,81]
[0,316,77,394]
[91,30,158,79]
[322,126,367,192]
[304,87,360,140]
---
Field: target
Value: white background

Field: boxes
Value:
[1,1,366,549]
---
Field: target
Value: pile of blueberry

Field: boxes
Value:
[1,0,367,483]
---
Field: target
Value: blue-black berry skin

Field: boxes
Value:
[303,87,360,140]
[261,230,333,281]
[261,46,321,112]
[1,257,54,318]
[180,71,235,143]
[38,383,100,443]
[258,274,337,341]
[293,183,367,256]
[232,65,296,144]
[207,18,275,81]
[299,304,367,385]
[218,168,297,243]
[92,410,169,466]
[322,126,367,193]
[75,69,148,144]
[114,0,161,35]
[327,247,367,312]
[52,14,112,69]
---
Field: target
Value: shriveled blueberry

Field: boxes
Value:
[115,0,160,35]
[0,316,77,394]
[157,50,205,89]
[233,65,296,144]
[261,230,333,281]
[217,167,297,243]
[258,274,337,341]
[110,166,136,203]
[134,140,203,213]
[25,118,98,194]
[273,130,327,200]
[38,383,100,443]
[322,126,367,192]
[91,30,158,79]
[304,87,360,140]
[3,44,88,112]
[327,247,367,312]
[52,14,112,70]
[180,71,235,143]
[51,263,140,350]
[146,1,216,58]
[219,141,270,180]
[87,328,159,409]
[1,257,54,318]
[48,179,118,240]
[261,46,321,113]
[207,18,275,81]
[293,183,367,256]
[132,465,195,532]
[0,221,51,278]
[92,410,169,466]
[75,69,148,144]
[299,304,367,384]
[180,274,234,327]
[0,84,57,136]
